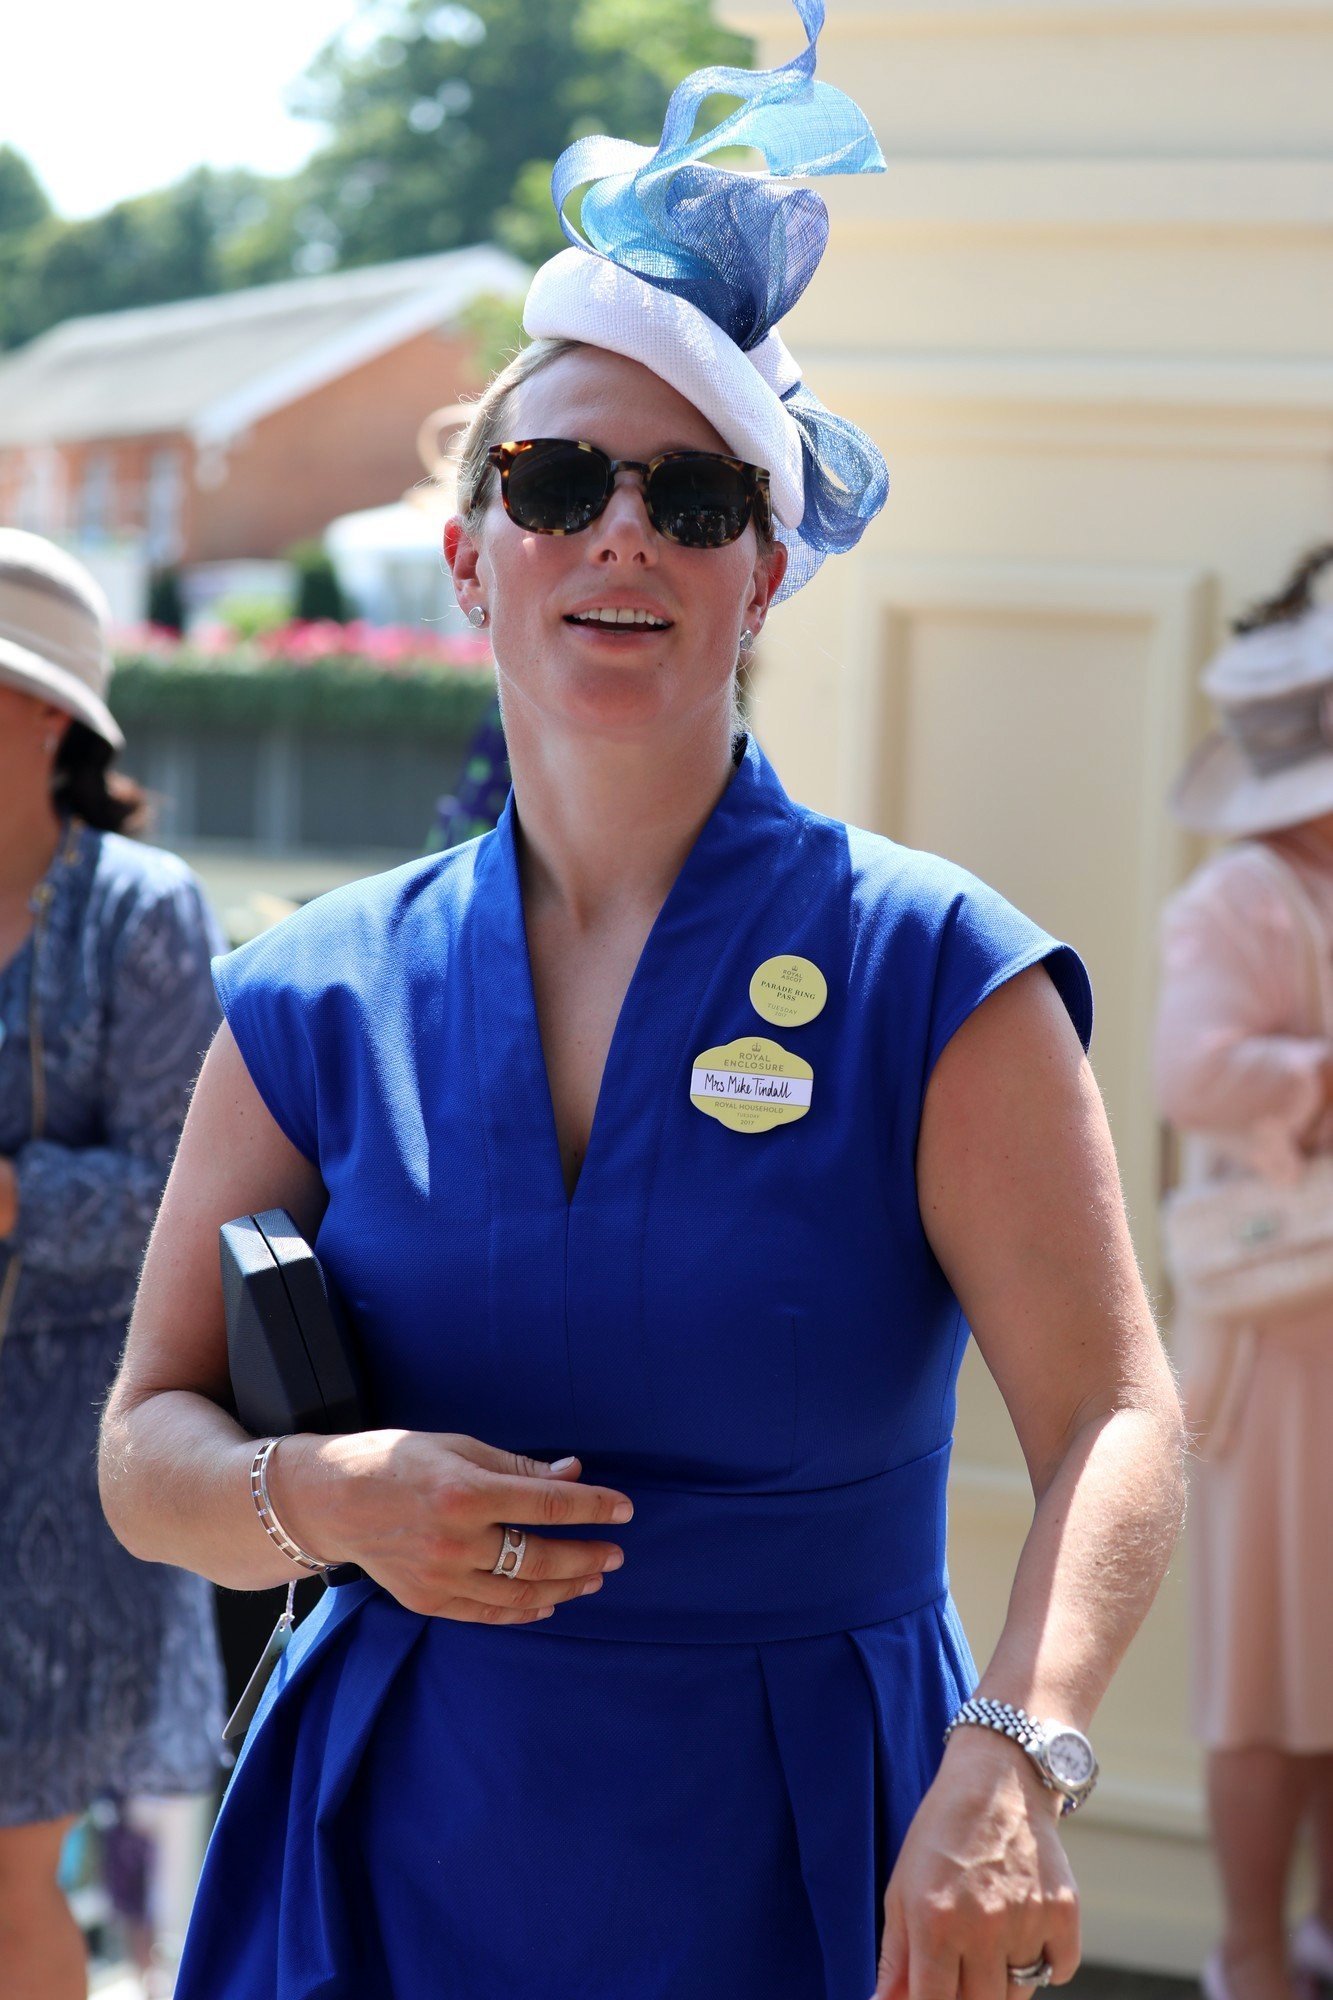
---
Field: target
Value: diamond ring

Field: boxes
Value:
[491,1526,527,1578]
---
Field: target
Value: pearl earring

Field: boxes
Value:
[467,605,488,629]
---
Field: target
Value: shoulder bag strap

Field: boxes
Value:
[0,821,79,1351]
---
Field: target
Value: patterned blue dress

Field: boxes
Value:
[0,818,226,1826]
[175,738,1091,2000]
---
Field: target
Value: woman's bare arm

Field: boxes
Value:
[98,1023,632,1613]
[873,964,1186,1999]
[920,965,1185,1732]
[98,1021,333,1589]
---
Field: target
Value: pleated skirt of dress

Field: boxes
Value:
[174,1579,976,2000]
[1186,1308,1333,1751]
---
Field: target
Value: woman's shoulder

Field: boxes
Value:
[76,825,220,955]
[792,797,1045,941]
[90,825,204,898]
[1162,840,1296,935]
[786,798,1093,1052]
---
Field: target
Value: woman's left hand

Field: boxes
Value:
[870,1729,1081,2000]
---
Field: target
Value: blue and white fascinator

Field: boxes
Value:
[522,0,889,600]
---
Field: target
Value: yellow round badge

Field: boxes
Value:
[689,1037,813,1135]
[748,955,827,1029]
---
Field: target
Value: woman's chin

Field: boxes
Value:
[549,656,678,731]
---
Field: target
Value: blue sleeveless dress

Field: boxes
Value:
[175,736,1090,2000]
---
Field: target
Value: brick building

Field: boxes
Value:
[0,247,526,572]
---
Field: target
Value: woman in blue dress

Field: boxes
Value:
[0,530,225,1997]
[101,9,1185,1996]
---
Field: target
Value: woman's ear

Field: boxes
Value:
[444,515,485,619]
[745,540,788,640]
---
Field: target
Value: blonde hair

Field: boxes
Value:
[453,338,584,531]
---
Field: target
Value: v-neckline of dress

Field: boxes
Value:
[474,735,790,1213]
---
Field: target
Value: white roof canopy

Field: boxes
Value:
[0,246,528,450]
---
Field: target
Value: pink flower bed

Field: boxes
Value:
[113,621,493,671]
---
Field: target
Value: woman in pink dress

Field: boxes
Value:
[1156,545,1333,2000]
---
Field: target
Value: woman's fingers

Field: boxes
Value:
[338,1433,633,1621]
[1037,1880,1081,1983]
[439,1437,634,1532]
[484,1468,634,1531]
[958,1934,1019,2000]
[466,1558,612,1610]
[870,1898,907,1999]
[906,1938,962,2000]
[471,1531,623,1586]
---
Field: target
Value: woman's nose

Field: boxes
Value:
[589,472,657,558]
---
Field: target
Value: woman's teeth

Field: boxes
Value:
[568,609,670,628]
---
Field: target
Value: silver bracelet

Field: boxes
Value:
[249,1436,335,1575]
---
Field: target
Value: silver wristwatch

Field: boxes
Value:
[943,1697,1099,1816]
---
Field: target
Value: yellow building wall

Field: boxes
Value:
[722,0,1333,1971]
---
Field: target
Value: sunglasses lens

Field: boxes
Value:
[504,442,608,534]
[648,457,751,547]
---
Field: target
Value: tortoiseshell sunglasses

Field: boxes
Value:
[486,438,772,549]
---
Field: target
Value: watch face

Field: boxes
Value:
[1045,1730,1096,1787]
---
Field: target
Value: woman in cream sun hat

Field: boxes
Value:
[0,530,226,1999]
[1172,548,1333,838]
[1156,544,1333,2000]
[0,527,124,750]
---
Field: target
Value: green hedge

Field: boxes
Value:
[111,653,497,738]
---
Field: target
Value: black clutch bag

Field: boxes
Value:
[221,1207,368,1443]
[219,1209,370,1746]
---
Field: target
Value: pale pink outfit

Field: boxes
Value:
[1155,828,1333,1751]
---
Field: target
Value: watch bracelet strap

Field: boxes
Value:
[943,1695,1045,1753]
[942,1697,1087,1815]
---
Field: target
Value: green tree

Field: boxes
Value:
[0,147,51,242]
[0,148,53,349]
[287,539,350,623]
[287,0,751,270]
[0,2,751,353]
[2,167,310,351]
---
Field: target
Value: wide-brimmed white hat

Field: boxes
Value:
[0,529,123,751]
[1171,600,1333,836]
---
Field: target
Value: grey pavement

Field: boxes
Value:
[1073,1969,1198,2000]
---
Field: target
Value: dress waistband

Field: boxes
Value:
[526,1443,952,1644]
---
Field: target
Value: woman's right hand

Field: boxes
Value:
[267,1429,630,1623]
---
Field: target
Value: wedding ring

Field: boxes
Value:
[1008,1957,1054,1988]
[491,1525,527,1578]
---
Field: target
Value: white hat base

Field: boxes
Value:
[0,639,124,752]
[522,249,806,529]
[1170,729,1333,837]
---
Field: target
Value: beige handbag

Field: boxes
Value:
[1162,843,1333,1327]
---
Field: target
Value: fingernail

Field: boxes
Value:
[604,1550,624,1570]
[612,1502,633,1522]
[550,1456,578,1472]
[580,1577,603,1594]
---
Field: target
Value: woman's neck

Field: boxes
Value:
[505,709,737,929]
[0,793,63,906]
